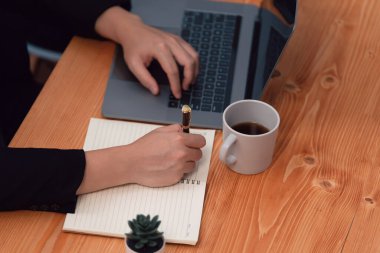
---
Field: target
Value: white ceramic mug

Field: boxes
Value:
[219,100,280,174]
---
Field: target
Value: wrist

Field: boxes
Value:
[77,147,135,194]
[95,6,142,45]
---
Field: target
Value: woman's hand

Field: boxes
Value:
[77,124,206,194]
[95,6,199,99]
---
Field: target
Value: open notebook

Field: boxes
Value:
[63,118,215,245]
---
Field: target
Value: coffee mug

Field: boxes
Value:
[219,99,280,174]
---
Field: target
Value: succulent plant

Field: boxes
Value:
[126,214,164,251]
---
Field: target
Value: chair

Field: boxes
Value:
[27,43,61,62]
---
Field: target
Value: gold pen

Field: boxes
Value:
[181,105,192,133]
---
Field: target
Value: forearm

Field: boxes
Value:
[95,6,140,45]
[77,146,135,194]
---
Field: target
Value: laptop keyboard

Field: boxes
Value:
[168,10,241,112]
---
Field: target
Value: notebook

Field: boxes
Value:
[63,118,215,245]
[102,0,298,129]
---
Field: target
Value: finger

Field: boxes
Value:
[183,134,206,148]
[127,58,159,95]
[167,36,198,90]
[183,161,196,173]
[154,47,182,99]
[183,147,203,162]
[177,39,199,83]
[155,124,182,133]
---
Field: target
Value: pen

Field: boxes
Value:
[181,105,192,133]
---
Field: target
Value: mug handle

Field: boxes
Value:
[219,134,237,165]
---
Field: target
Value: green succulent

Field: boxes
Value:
[126,214,164,250]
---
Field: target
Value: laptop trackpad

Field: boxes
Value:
[102,78,172,122]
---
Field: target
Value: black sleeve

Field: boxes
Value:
[0,148,85,213]
[3,0,131,39]
[40,0,132,38]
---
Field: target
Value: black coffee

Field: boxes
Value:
[231,121,269,135]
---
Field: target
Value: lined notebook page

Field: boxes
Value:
[63,118,215,245]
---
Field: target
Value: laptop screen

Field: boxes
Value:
[249,0,297,99]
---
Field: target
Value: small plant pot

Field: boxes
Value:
[125,236,165,253]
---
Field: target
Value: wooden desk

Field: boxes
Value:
[2,0,380,252]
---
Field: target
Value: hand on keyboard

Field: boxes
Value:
[95,7,199,99]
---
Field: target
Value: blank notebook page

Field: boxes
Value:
[63,118,215,245]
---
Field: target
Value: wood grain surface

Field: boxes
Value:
[1,0,380,252]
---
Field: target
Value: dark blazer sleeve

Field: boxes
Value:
[0,148,85,213]
[41,0,132,38]
[3,0,131,38]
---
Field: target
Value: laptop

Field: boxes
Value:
[102,0,297,129]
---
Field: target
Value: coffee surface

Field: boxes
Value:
[231,121,269,135]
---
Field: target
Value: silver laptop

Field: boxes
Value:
[102,0,297,129]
